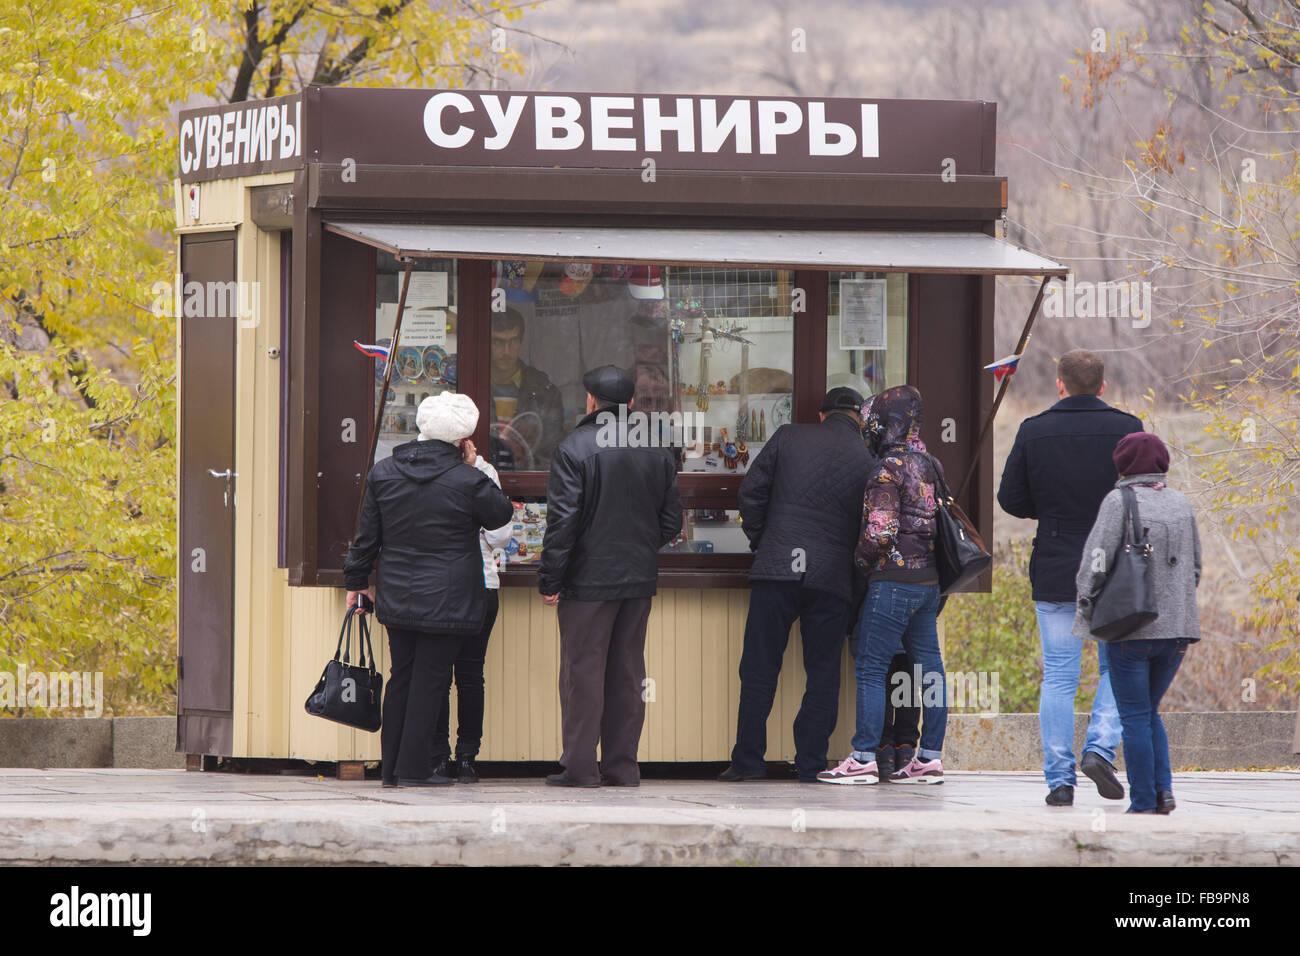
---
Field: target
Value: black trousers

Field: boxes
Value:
[432,589,499,761]
[731,582,850,780]
[556,596,653,785]
[881,652,921,749]
[382,626,466,781]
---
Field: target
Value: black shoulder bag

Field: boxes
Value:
[304,603,383,732]
[1088,486,1159,641]
[924,453,992,595]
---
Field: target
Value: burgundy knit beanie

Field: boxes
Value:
[1113,431,1169,476]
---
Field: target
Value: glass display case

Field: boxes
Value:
[488,261,795,478]
[372,252,460,463]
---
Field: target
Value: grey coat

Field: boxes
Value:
[1072,475,1202,643]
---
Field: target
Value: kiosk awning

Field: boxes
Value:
[323,222,1068,276]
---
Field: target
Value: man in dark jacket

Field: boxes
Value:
[719,387,875,783]
[344,392,514,788]
[538,365,682,787]
[489,308,565,471]
[997,348,1143,806]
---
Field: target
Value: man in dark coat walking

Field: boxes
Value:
[720,387,875,783]
[997,349,1143,806]
[538,365,682,787]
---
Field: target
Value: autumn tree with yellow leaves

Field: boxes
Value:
[1,0,526,714]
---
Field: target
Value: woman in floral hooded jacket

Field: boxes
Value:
[819,385,950,787]
[855,385,943,576]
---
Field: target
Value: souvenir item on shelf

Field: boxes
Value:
[720,428,740,470]
[771,393,793,430]
[422,345,447,385]
[758,408,766,440]
[696,320,712,411]
[736,440,749,469]
[395,346,423,385]
[750,408,758,439]
[441,354,457,386]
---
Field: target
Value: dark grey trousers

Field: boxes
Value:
[556,596,653,785]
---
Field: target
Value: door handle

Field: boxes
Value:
[208,468,236,507]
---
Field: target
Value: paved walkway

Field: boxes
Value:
[1,769,1296,865]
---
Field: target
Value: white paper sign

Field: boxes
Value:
[839,279,887,350]
[398,309,447,347]
[406,272,448,308]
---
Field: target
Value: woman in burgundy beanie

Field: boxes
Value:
[1075,428,1200,813]
[1112,432,1171,477]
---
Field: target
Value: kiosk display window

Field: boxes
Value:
[488,260,796,478]
[827,270,908,397]
[372,252,460,463]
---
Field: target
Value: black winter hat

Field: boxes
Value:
[583,364,635,405]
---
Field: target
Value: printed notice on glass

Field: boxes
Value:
[406,272,449,308]
[839,279,887,350]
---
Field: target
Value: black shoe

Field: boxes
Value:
[431,757,455,783]
[876,744,896,779]
[455,757,479,784]
[717,763,766,782]
[600,774,640,787]
[1156,790,1176,814]
[398,774,454,787]
[381,778,398,789]
[1126,807,1159,814]
[1081,751,1125,800]
[545,772,600,788]
[1045,784,1074,806]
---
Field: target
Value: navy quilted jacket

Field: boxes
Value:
[738,413,876,603]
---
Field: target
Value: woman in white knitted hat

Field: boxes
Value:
[343,392,514,788]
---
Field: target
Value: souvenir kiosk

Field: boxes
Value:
[173,88,1066,768]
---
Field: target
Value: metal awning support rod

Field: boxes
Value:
[953,274,1053,503]
[352,257,414,541]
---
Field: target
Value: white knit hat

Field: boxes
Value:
[416,392,479,444]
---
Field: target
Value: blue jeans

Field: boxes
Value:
[1103,639,1188,812]
[1036,601,1120,790]
[850,581,945,763]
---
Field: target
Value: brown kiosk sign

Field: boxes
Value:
[180,88,997,182]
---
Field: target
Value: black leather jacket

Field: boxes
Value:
[343,439,514,633]
[538,406,682,601]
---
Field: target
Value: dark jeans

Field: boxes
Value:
[731,582,850,780]
[1102,638,1189,812]
[432,589,499,762]
[882,652,920,749]
[382,627,466,781]
[850,580,945,761]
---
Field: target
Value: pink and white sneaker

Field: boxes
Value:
[891,756,944,784]
[817,756,880,785]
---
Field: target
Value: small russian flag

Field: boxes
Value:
[353,340,390,362]
[984,353,1022,382]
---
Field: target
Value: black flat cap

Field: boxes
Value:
[583,364,635,405]
[821,386,866,414]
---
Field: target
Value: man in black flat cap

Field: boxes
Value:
[538,365,682,787]
[720,387,876,783]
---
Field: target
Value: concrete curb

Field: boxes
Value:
[3,801,1297,866]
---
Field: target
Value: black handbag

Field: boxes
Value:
[1089,486,1159,641]
[924,453,992,595]
[304,604,383,732]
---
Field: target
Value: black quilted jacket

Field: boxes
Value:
[343,439,514,633]
[738,413,877,604]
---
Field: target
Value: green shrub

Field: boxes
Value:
[943,539,1101,713]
